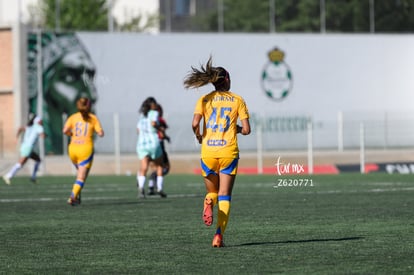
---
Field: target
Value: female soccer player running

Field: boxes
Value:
[148,103,170,196]
[63,97,104,205]
[136,97,167,198]
[3,114,45,185]
[184,57,251,247]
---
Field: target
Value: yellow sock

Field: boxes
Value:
[216,195,231,235]
[206,192,218,205]
[71,180,84,198]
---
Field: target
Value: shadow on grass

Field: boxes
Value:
[234,236,363,247]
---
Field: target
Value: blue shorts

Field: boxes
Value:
[200,158,239,177]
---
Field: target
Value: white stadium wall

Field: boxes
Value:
[75,32,414,153]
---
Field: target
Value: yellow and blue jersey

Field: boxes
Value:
[64,112,103,168]
[194,91,249,159]
[64,112,103,147]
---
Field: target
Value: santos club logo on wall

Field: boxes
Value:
[261,47,293,101]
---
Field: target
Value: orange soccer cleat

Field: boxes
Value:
[212,234,224,248]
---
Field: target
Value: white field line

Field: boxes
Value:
[1,184,413,203]
[0,193,201,203]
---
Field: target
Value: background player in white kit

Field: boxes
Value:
[3,114,45,185]
[136,97,167,198]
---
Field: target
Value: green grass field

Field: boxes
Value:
[0,173,413,274]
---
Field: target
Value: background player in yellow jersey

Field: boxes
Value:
[184,57,251,247]
[62,97,104,205]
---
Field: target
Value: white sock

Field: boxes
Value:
[137,175,146,189]
[6,163,22,178]
[148,179,154,188]
[157,176,164,191]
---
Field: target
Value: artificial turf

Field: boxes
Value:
[0,173,413,274]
